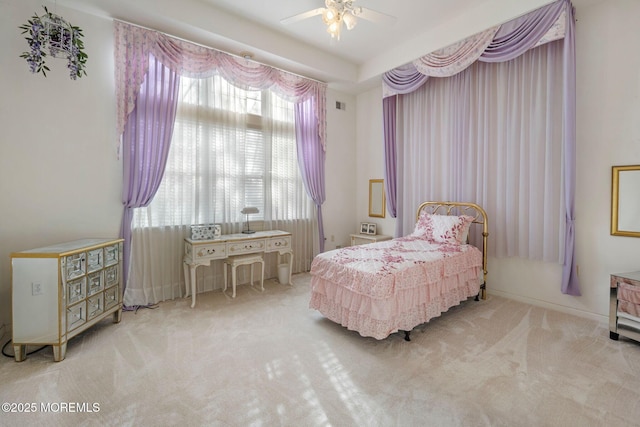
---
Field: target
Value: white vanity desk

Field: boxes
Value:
[183,230,293,308]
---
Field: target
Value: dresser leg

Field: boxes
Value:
[13,344,26,362]
[52,343,67,362]
[610,331,619,340]
[113,308,122,323]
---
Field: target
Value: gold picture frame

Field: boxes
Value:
[369,179,385,218]
[611,165,640,237]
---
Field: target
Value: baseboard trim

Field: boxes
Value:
[0,323,7,345]
[488,289,608,325]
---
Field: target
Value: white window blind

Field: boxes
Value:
[133,74,309,228]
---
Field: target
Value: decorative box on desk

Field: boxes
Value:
[11,238,124,362]
[350,233,392,246]
[610,271,640,344]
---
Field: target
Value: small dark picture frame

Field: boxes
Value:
[367,223,377,235]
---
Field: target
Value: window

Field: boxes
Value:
[133,74,311,229]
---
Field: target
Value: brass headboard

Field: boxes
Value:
[416,201,489,299]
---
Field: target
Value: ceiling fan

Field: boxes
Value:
[281,0,396,40]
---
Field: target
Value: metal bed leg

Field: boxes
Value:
[404,331,411,341]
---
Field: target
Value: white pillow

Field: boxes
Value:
[412,213,474,245]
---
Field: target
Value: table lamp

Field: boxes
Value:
[241,207,259,234]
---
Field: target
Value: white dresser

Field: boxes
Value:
[11,238,124,362]
[183,230,294,308]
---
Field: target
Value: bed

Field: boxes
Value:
[309,201,489,341]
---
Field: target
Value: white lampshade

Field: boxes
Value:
[343,11,357,30]
[322,7,338,25]
[327,21,341,38]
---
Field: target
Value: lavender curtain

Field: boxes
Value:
[560,4,579,295]
[381,0,579,295]
[295,97,326,253]
[115,21,328,289]
[382,96,397,223]
[120,55,180,290]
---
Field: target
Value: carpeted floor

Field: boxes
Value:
[1,273,639,426]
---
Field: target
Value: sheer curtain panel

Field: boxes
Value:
[398,43,564,262]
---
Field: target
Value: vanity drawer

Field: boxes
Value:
[227,239,266,256]
[266,236,291,252]
[193,242,227,260]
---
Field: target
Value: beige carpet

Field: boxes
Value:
[1,273,639,427]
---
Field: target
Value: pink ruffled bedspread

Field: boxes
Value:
[309,236,483,339]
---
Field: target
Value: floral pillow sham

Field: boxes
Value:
[412,213,474,245]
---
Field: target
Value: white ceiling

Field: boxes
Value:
[55,0,575,93]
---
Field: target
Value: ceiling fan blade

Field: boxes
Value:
[356,7,397,25]
[280,8,325,25]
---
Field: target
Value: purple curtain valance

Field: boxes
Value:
[413,26,499,77]
[480,0,565,63]
[114,20,327,150]
[382,0,567,98]
[382,64,429,96]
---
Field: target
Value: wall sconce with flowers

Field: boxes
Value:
[19,6,88,80]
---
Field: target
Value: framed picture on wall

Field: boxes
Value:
[360,222,369,234]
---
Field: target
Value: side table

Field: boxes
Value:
[610,271,640,343]
[350,234,392,246]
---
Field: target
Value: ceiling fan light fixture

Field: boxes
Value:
[323,0,358,39]
[281,0,396,41]
[322,7,338,25]
[327,20,341,39]
[343,11,357,30]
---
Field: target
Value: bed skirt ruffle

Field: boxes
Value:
[309,266,482,340]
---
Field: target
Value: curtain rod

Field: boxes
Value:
[113,18,327,86]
